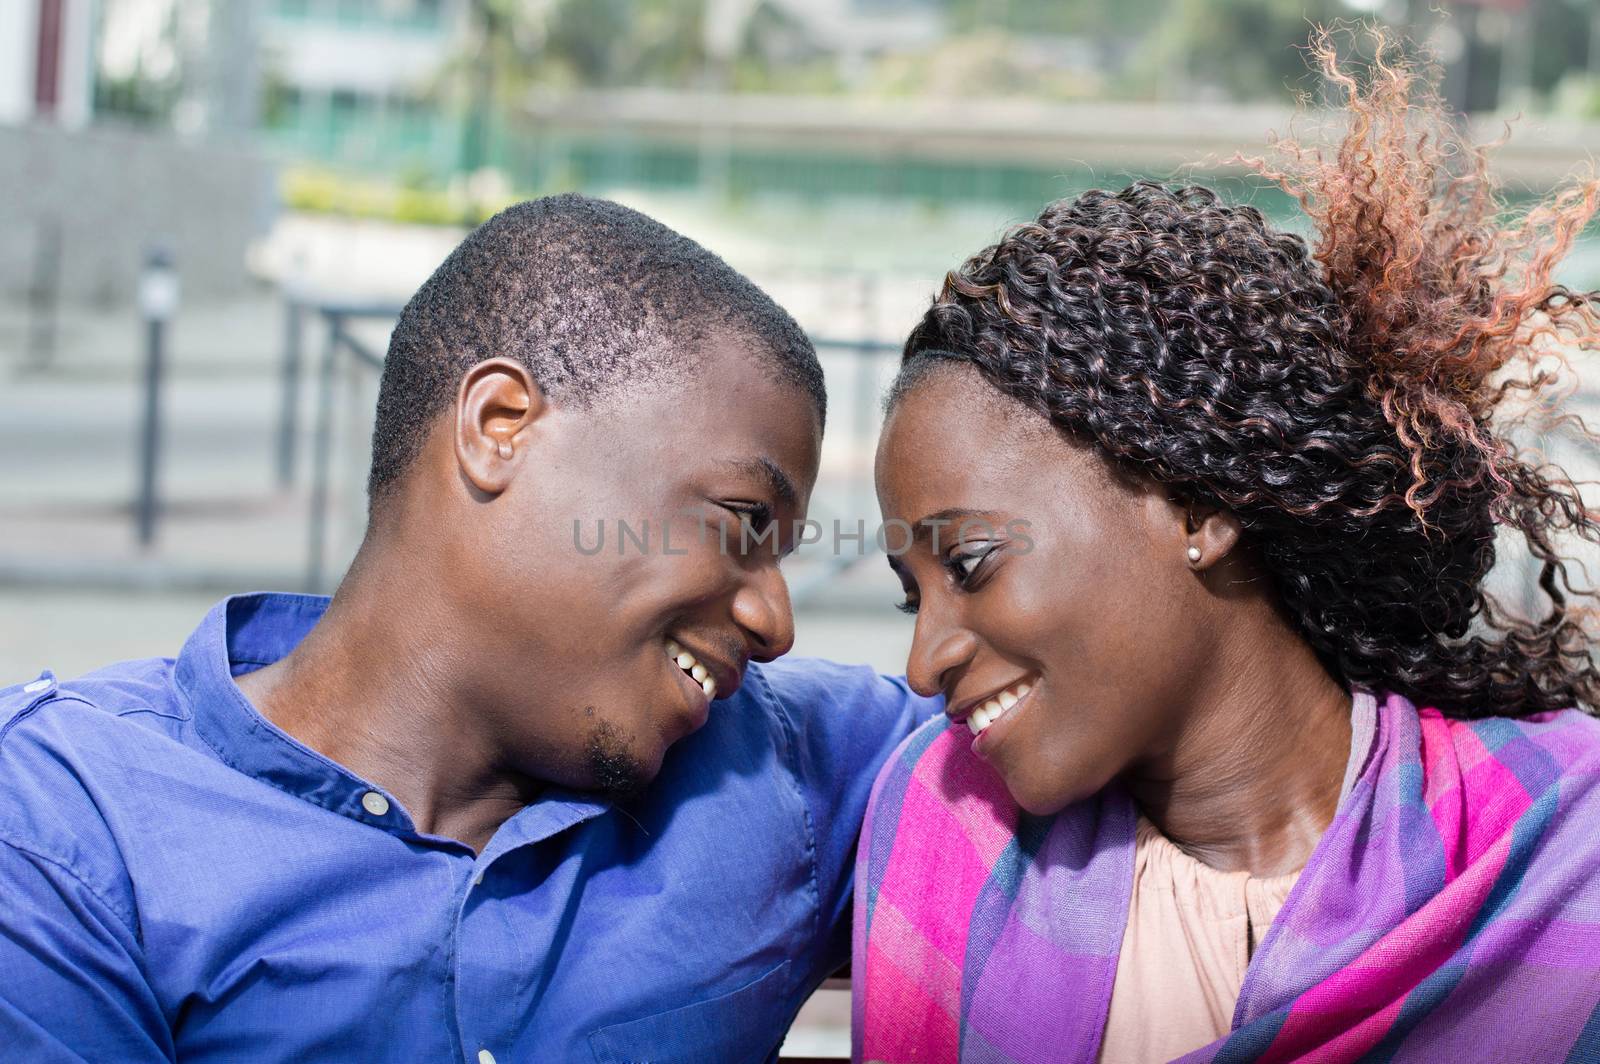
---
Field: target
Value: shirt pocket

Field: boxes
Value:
[587,959,793,1064]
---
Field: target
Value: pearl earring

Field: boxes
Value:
[497,441,513,459]
[1186,546,1202,563]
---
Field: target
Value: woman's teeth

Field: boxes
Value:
[665,639,717,699]
[968,681,1032,736]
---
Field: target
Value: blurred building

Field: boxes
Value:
[1,0,274,304]
[259,0,470,170]
[252,0,943,176]
[773,0,942,58]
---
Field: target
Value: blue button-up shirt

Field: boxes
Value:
[0,593,933,1063]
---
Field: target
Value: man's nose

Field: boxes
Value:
[731,565,795,663]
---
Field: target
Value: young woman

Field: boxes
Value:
[855,34,1600,1063]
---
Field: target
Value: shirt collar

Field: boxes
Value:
[178,593,424,832]
[177,592,609,846]
[483,793,612,863]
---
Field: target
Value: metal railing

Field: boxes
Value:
[278,293,394,591]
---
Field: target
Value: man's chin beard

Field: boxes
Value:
[584,719,649,800]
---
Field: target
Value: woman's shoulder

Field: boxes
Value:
[863,715,1024,857]
[872,714,1009,803]
[1419,703,1600,765]
[1399,700,1600,814]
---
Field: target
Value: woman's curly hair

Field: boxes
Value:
[898,29,1600,717]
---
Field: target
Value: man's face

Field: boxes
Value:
[446,334,822,796]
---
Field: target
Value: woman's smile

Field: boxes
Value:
[948,674,1036,744]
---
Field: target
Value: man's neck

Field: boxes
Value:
[236,549,534,854]
[1125,619,1353,878]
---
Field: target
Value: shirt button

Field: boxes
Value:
[360,791,390,817]
[22,679,49,693]
[477,1050,497,1064]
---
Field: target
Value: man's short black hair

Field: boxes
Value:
[368,193,825,503]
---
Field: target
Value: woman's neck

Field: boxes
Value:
[1124,621,1354,877]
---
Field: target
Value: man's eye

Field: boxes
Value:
[719,502,771,528]
[719,502,780,555]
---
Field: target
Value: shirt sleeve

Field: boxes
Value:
[0,837,173,1062]
[756,658,942,978]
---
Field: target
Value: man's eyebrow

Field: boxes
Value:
[723,457,799,508]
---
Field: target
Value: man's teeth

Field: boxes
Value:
[665,639,717,699]
[968,681,1032,736]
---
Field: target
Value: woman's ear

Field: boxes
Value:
[1182,502,1242,571]
[455,358,547,497]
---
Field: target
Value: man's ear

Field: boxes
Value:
[1181,499,1242,572]
[455,358,547,497]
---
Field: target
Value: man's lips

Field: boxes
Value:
[664,636,744,702]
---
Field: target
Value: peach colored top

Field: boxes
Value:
[1096,693,1373,1063]
[1094,818,1300,1063]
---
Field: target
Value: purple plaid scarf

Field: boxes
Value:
[854,691,1600,1062]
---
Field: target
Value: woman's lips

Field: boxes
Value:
[969,679,1036,757]
[950,676,1036,737]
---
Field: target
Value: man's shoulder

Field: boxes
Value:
[0,665,186,932]
[0,661,194,847]
[741,657,930,725]
[0,658,189,757]
[724,657,941,792]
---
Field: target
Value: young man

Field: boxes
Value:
[0,196,935,1062]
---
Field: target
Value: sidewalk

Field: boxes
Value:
[0,291,342,590]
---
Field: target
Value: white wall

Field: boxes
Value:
[58,0,97,127]
[260,2,470,98]
[0,1,40,125]
[0,122,273,301]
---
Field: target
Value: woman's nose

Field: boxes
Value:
[905,605,978,699]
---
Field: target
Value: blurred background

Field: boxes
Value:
[4,0,1600,1054]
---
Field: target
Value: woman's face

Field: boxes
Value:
[875,363,1222,815]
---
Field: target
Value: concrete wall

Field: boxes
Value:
[0,3,41,127]
[0,121,276,303]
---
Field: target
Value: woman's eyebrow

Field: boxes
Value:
[910,508,1006,546]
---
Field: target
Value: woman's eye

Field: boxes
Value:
[948,543,994,584]
[895,599,920,616]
